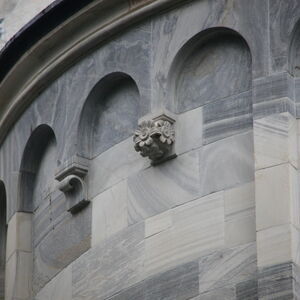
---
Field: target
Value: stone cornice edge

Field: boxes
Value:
[0,0,188,145]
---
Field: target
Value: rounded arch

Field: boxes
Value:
[18,124,57,212]
[78,72,140,159]
[289,19,300,76]
[0,180,6,300]
[167,27,252,113]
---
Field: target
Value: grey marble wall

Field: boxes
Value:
[2,0,300,299]
[0,182,6,300]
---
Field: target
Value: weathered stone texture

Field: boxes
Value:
[3,0,300,299]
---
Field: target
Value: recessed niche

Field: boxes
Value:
[289,21,300,77]
[19,125,57,212]
[169,29,252,113]
[78,72,140,158]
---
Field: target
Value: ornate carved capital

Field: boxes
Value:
[134,113,176,164]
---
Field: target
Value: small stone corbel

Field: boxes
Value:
[57,175,89,214]
[134,112,176,165]
[55,155,89,214]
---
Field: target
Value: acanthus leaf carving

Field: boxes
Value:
[133,113,176,164]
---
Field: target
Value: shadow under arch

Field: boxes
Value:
[78,72,140,159]
[289,19,300,76]
[167,27,252,113]
[18,124,57,212]
[0,181,6,300]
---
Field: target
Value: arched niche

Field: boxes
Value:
[19,125,57,212]
[168,28,252,113]
[78,72,140,159]
[289,20,300,76]
[17,124,57,296]
[0,181,6,300]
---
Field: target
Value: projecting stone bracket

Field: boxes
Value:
[57,175,89,214]
[55,155,89,214]
[134,111,177,165]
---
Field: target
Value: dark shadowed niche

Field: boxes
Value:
[19,125,57,213]
[289,20,300,77]
[78,72,140,159]
[18,124,57,295]
[0,181,6,300]
[168,27,252,113]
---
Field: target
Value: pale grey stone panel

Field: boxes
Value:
[199,131,254,197]
[35,266,72,300]
[176,106,203,155]
[203,91,253,145]
[224,183,256,248]
[32,205,91,295]
[144,192,224,277]
[91,180,128,247]
[72,223,145,300]
[108,261,199,300]
[127,149,202,224]
[88,137,149,200]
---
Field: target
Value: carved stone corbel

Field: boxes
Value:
[55,155,89,214]
[134,112,176,165]
[57,175,88,214]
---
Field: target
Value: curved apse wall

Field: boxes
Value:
[78,72,140,159]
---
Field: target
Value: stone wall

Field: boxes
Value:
[1,0,300,299]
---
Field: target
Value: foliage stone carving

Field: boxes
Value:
[134,118,175,163]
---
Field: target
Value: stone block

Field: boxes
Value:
[199,131,254,197]
[88,137,149,199]
[254,113,297,169]
[144,192,224,277]
[5,251,32,300]
[203,91,253,145]
[258,262,295,299]
[92,180,128,247]
[6,212,32,261]
[256,164,297,231]
[32,205,91,295]
[72,222,145,300]
[224,182,255,247]
[175,106,202,155]
[198,242,257,294]
[257,224,292,268]
[254,113,297,170]
[194,286,235,300]
[145,210,172,238]
[107,261,199,300]
[253,72,295,119]
[235,279,258,300]
[35,266,72,300]
[128,149,202,224]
